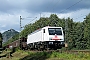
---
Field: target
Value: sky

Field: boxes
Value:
[0,0,90,33]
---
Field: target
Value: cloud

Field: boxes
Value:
[0,10,39,33]
[40,8,90,22]
[0,8,90,33]
[0,0,90,14]
[0,0,90,33]
[1,25,6,28]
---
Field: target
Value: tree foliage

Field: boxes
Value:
[83,14,90,49]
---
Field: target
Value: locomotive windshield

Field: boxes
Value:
[48,28,62,35]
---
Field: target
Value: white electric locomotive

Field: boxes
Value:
[27,26,65,50]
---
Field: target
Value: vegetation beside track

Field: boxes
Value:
[0,49,90,60]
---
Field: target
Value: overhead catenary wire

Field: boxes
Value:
[74,14,88,20]
[42,0,84,22]
[54,0,86,22]
[21,17,37,28]
[22,0,85,26]
[54,0,83,19]
[57,0,83,15]
[20,16,37,29]
[40,0,85,28]
[26,17,37,25]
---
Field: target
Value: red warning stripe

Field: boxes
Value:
[52,35,60,40]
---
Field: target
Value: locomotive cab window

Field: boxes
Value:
[48,28,62,35]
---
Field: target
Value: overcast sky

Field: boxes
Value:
[0,0,90,33]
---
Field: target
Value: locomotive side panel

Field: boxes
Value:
[27,29,43,44]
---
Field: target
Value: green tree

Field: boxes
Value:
[65,18,76,50]
[83,14,90,49]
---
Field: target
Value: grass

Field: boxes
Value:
[20,50,90,60]
[0,50,28,60]
[0,50,90,60]
[49,51,90,60]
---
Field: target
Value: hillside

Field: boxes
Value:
[2,29,19,43]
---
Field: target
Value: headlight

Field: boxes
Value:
[61,42,64,44]
[49,42,53,44]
